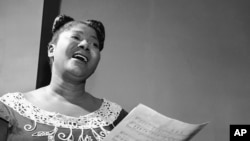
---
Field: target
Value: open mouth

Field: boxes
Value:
[72,53,88,63]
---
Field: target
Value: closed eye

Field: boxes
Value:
[93,43,99,48]
[71,35,81,41]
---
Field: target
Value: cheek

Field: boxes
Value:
[55,42,75,57]
[92,50,101,61]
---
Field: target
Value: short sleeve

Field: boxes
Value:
[0,101,13,127]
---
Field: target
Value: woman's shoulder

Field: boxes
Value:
[0,92,21,99]
[0,91,39,102]
[102,98,128,126]
[0,93,11,114]
[0,92,33,121]
[0,92,23,112]
[0,92,20,126]
[0,92,24,106]
[102,98,127,114]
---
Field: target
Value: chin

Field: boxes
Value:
[69,68,94,80]
[70,69,87,77]
[66,62,97,79]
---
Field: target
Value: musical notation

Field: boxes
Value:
[103,104,208,141]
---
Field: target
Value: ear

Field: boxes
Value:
[48,44,55,57]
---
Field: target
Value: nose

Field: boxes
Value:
[78,40,89,50]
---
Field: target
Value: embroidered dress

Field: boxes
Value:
[0,93,127,141]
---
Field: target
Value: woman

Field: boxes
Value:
[0,15,128,141]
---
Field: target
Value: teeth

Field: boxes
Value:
[73,54,88,62]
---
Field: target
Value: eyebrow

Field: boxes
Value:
[71,30,98,40]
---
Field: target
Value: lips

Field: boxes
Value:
[72,53,88,63]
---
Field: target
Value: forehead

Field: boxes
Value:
[67,23,97,36]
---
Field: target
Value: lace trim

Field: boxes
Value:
[0,93,122,141]
[0,93,122,129]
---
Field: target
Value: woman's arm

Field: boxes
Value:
[0,119,8,141]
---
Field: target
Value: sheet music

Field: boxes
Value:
[103,104,208,141]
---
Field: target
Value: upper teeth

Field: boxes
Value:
[74,54,88,62]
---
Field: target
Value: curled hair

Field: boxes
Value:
[84,19,105,51]
[49,14,105,51]
[52,15,74,34]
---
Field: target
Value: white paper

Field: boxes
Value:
[103,104,208,141]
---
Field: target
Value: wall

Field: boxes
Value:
[0,0,249,141]
[0,0,43,93]
[60,0,250,141]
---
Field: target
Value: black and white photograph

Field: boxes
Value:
[0,0,250,141]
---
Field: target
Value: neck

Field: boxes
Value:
[46,71,88,102]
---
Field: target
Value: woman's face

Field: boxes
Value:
[49,23,101,81]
